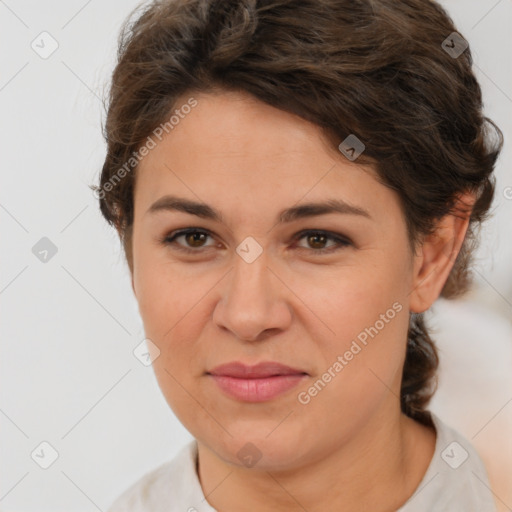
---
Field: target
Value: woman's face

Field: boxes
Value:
[131,89,420,469]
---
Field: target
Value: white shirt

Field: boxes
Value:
[107,412,497,512]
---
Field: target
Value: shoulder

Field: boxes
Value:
[107,439,201,512]
[399,412,497,512]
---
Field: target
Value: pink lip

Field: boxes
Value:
[207,361,308,402]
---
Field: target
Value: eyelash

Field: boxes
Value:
[160,228,352,255]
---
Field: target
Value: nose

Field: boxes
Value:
[212,246,293,342]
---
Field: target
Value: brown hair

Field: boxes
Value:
[93,0,503,425]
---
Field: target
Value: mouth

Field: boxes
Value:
[206,361,308,402]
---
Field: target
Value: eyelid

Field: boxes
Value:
[292,229,352,248]
[161,227,352,254]
[161,227,218,251]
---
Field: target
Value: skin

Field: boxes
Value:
[128,89,473,512]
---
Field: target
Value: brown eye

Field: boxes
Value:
[184,231,208,247]
[161,228,351,256]
[162,228,216,253]
[306,233,328,249]
[294,230,351,254]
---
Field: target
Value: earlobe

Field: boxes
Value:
[409,192,475,313]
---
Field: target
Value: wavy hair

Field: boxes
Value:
[93,0,503,425]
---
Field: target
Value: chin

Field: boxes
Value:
[200,423,312,471]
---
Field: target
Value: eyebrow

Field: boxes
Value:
[145,195,372,223]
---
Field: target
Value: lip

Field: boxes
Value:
[208,361,307,378]
[207,361,308,402]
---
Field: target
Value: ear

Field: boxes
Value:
[409,191,475,313]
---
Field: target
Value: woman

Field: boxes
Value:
[94,0,503,510]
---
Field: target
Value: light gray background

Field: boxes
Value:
[1,1,511,511]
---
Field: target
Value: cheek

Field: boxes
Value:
[294,290,408,444]
[133,255,197,381]
[136,273,203,374]
[295,259,410,406]
[134,265,209,429]
[293,256,408,348]
[133,239,198,336]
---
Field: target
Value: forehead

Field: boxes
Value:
[148,90,342,164]
[134,90,399,226]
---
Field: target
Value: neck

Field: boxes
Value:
[196,404,436,512]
